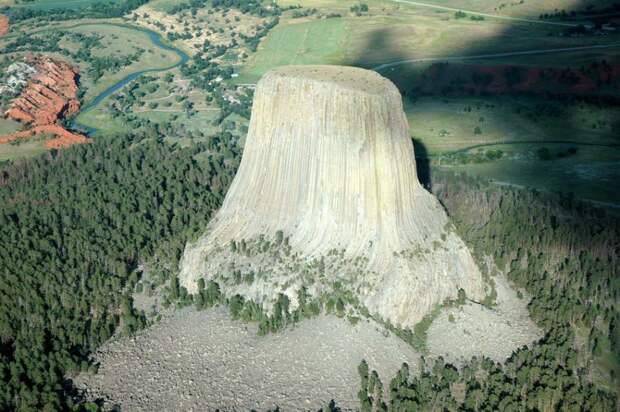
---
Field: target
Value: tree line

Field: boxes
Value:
[2,0,149,23]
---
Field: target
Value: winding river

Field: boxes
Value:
[69,23,189,133]
[3,20,189,130]
[57,22,619,165]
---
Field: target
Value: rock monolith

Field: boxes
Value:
[180,65,486,327]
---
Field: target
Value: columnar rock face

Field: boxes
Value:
[180,65,486,327]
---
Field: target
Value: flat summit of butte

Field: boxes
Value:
[181,65,486,326]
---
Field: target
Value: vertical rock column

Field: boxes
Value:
[180,65,485,327]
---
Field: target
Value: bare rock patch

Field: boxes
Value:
[76,308,419,411]
[427,274,543,364]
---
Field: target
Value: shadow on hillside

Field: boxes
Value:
[345,12,620,205]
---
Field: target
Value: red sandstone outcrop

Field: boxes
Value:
[0,124,88,149]
[0,55,88,150]
[5,55,81,125]
[0,14,8,37]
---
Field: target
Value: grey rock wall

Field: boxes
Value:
[180,65,485,327]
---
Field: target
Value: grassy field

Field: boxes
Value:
[384,0,589,19]
[381,44,620,91]
[74,92,222,136]
[0,117,37,161]
[137,110,221,132]
[141,0,180,13]
[410,95,620,204]
[439,144,620,205]
[236,18,350,83]
[73,67,223,134]
[74,106,128,135]
[76,105,221,136]
[276,0,401,9]
[275,0,592,20]
[408,96,620,154]
[0,118,21,135]
[0,140,47,162]
[237,3,618,83]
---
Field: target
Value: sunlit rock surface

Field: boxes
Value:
[180,65,485,327]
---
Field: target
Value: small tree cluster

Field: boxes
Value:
[358,360,387,411]
[350,3,369,14]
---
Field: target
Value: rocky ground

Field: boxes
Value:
[428,274,543,364]
[77,274,541,411]
[76,308,419,411]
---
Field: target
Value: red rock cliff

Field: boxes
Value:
[5,55,81,125]
[1,55,88,149]
[0,14,8,37]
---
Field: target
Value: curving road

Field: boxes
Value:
[389,0,577,27]
[372,42,620,71]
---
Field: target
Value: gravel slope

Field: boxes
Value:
[76,308,419,411]
[427,274,543,364]
[77,275,541,410]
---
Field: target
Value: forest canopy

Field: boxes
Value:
[0,133,237,410]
